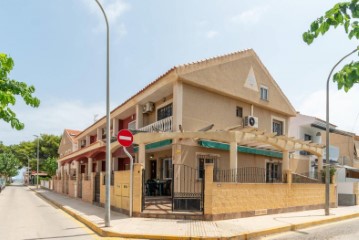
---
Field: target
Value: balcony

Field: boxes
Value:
[138,116,173,133]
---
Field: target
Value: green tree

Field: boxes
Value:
[9,134,60,168]
[0,152,21,183]
[0,53,40,130]
[303,0,359,92]
[41,157,58,176]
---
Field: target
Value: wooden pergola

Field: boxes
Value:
[111,128,325,172]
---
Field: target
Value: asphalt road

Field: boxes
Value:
[0,184,100,240]
[260,216,359,240]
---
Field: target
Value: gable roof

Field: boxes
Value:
[76,49,296,138]
[177,49,297,116]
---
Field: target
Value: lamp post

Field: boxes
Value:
[33,135,40,189]
[325,47,358,215]
[94,0,111,227]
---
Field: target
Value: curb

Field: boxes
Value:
[30,188,359,240]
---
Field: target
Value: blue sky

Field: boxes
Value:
[1,0,359,145]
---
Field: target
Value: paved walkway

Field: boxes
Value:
[31,186,359,239]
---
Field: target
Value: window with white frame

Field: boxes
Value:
[162,158,172,179]
[197,154,219,179]
[260,85,268,101]
[272,119,284,136]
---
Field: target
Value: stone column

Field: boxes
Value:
[135,104,143,129]
[138,143,146,169]
[204,163,214,219]
[282,150,290,182]
[97,128,102,141]
[173,81,183,131]
[88,158,93,175]
[230,141,237,181]
[282,150,289,171]
[132,163,143,215]
[113,118,119,137]
[86,135,90,146]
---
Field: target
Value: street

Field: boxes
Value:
[260,217,359,240]
[0,184,99,240]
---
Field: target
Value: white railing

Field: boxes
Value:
[138,116,173,132]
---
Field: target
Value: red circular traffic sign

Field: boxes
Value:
[117,129,133,147]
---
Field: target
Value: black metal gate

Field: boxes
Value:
[78,175,82,198]
[172,164,204,212]
[63,174,69,194]
[141,169,145,211]
[94,173,100,203]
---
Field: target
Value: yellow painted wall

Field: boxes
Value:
[182,83,289,135]
[100,164,143,215]
[204,164,336,216]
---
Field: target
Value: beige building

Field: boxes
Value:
[289,113,356,170]
[54,49,332,220]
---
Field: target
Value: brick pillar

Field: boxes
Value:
[133,163,143,215]
[204,163,214,219]
[282,150,289,182]
[230,141,237,182]
[138,143,146,169]
[286,170,292,184]
[88,158,93,176]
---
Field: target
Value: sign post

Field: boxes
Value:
[117,129,134,217]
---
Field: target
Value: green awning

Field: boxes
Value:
[133,139,172,152]
[198,140,283,158]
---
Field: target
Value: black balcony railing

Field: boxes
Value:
[214,167,266,183]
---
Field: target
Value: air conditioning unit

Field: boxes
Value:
[142,102,154,113]
[244,116,258,128]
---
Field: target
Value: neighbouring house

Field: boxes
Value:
[288,113,356,176]
[289,113,359,206]
[54,49,334,220]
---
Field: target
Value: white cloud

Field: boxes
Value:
[0,100,107,145]
[84,0,130,39]
[231,6,268,25]
[206,30,219,39]
[297,87,359,135]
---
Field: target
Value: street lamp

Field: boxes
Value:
[325,47,358,215]
[94,0,111,227]
[33,135,40,189]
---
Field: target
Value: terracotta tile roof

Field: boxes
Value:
[65,129,81,142]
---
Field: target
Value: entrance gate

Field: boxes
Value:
[78,175,82,198]
[172,164,204,212]
[94,173,100,203]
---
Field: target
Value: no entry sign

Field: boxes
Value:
[117,129,133,147]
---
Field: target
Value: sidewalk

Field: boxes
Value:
[31,186,359,239]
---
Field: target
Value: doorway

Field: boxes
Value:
[150,160,157,179]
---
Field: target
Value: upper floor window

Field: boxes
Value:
[260,86,268,101]
[300,134,312,155]
[272,119,283,136]
[236,106,243,118]
[157,103,172,121]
